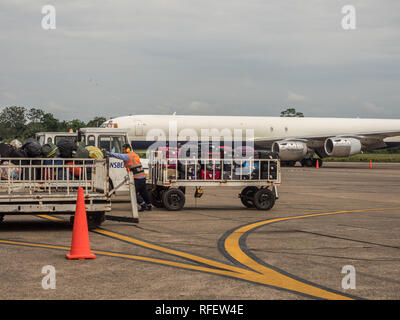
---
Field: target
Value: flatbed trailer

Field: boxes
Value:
[0,157,111,227]
[148,152,281,211]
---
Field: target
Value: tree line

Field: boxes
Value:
[0,106,106,142]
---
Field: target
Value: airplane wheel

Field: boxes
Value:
[162,188,185,211]
[253,188,275,210]
[240,186,258,208]
[281,161,296,167]
[301,158,314,167]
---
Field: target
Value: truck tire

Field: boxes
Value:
[253,188,275,210]
[162,188,185,211]
[240,186,258,208]
[150,186,165,208]
[87,211,105,229]
[70,211,105,229]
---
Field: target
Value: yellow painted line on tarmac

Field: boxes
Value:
[34,213,360,299]
[0,239,70,251]
[0,238,256,283]
[35,214,249,275]
[31,209,400,299]
[91,228,249,275]
[36,214,64,222]
[224,207,400,300]
[91,228,354,299]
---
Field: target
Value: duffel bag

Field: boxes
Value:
[73,145,90,158]
[0,143,14,158]
[22,138,42,157]
[41,143,60,158]
[57,138,76,158]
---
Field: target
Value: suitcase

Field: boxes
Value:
[200,169,221,180]
[178,161,199,179]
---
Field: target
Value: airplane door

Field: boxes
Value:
[135,121,143,136]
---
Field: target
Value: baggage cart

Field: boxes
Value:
[148,152,281,211]
[0,157,111,228]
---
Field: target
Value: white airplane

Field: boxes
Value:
[101,115,400,167]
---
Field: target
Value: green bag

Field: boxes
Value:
[41,143,60,158]
[73,145,90,158]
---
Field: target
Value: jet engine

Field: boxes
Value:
[324,137,362,157]
[272,140,308,161]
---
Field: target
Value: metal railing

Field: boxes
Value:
[0,158,109,197]
[149,155,280,184]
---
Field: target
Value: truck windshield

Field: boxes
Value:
[99,136,125,153]
[55,136,75,145]
[37,135,45,145]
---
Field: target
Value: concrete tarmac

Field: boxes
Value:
[1,162,400,300]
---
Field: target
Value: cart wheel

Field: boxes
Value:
[162,188,185,211]
[253,188,275,210]
[240,186,258,208]
[150,186,165,208]
[87,211,106,229]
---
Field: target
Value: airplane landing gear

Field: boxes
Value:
[301,158,323,168]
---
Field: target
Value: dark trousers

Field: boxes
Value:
[135,178,151,205]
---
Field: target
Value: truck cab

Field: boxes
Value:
[35,128,149,195]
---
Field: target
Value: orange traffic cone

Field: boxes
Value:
[66,187,96,260]
[316,159,319,169]
[369,160,372,169]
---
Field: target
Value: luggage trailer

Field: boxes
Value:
[0,158,111,228]
[148,152,281,211]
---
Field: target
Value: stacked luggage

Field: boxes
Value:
[173,149,278,181]
[0,138,104,181]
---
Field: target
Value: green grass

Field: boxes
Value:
[325,153,400,163]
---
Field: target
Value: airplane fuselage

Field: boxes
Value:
[103,115,400,152]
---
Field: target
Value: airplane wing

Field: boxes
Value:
[254,129,400,150]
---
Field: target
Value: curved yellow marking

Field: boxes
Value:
[224,208,400,300]
[91,228,248,275]
[91,228,352,299]
[32,209,400,299]
[0,239,252,282]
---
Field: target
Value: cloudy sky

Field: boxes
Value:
[0,0,399,121]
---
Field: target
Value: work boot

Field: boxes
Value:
[145,204,152,211]
[138,203,146,212]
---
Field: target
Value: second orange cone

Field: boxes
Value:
[66,187,96,260]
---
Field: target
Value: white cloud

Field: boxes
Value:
[287,91,308,102]
[362,102,387,115]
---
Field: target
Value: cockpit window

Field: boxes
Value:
[100,120,114,128]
